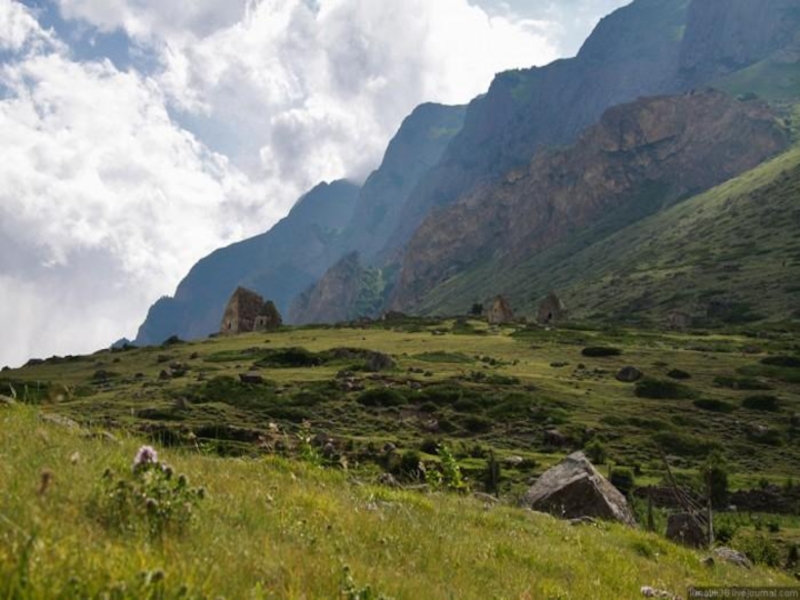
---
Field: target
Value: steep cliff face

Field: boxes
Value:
[135,180,360,345]
[342,103,466,263]
[391,91,789,311]
[135,103,464,343]
[288,252,384,325]
[381,0,691,255]
[679,0,800,85]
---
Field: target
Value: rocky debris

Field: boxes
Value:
[666,310,692,331]
[711,546,752,569]
[569,516,597,526]
[537,292,567,325]
[640,586,680,599]
[666,513,707,548]
[40,413,81,430]
[544,429,567,447]
[505,455,524,467]
[520,451,636,526]
[365,351,396,372]
[487,295,514,325]
[158,370,171,381]
[616,366,644,383]
[0,394,15,407]
[378,472,400,488]
[239,372,265,385]
[220,287,282,335]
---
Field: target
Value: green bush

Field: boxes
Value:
[609,467,635,496]
[712,376,773,391]
[736,534,782,567]
[89,445,205,538]
[693,399,736,413]
[760,356,800,368]
[742,395,781,412]
[652,432,718,457]
[581,347,622,358]
[254,347,325,368]
[357,388,409,408]
[635,378,697,400]
[584,439,607,464]
[666,369,691,380]
[462,415,493,434]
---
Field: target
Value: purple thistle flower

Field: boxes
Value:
[133,445,159,470]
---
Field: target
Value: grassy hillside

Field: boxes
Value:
[1,403,795,599]
[416,142,800,330]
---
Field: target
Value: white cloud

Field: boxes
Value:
[0,0,563,366]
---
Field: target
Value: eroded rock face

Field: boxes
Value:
[521,451,636,526]
[392,90,788,310]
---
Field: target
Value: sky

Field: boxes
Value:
[0,0,630,367]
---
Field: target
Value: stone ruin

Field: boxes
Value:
[220,287,282,335]
[537,292,567,325]
[487,295,514,325]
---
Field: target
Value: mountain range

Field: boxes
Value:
[135,0,800,345]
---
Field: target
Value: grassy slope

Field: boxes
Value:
[3,322,799,487]
[1,404,794,600]
[416,141,800,327]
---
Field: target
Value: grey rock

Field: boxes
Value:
[666,513,707,548]
[520,451,636,526]
[239,372,265,385]
[712,546,752,569]
[616,366,644,383]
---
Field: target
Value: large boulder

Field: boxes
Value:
[520,451,636,526]
[666,512,707,548]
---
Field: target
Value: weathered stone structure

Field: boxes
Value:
[537,292,567,325]
[487,295,514,325]
[521,451,636,526]
[220,287,282,335]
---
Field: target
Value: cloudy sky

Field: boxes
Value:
[0,0,629,367]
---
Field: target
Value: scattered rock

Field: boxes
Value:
[239,372,265,385]
[520,451,636,526]
[365,351,396,372]
[544,429,567,447]
[712,546,752,569]
[382,442,397,453]
[640,586,680,599]
[0,394,15,407]
[666,513,707,548]
[40,413,81,430]
[616,366,643,383]
[378,473,400,488]
[505,455,524,467]
[569,516,597,526]
[158,370,171,381]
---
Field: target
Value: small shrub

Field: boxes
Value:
[712,376,773,391]
[90,445,205,538]
[610,467,635,496]
[584,439,607,464]
[652,432,718,457]
[760,355,800,368]
[437,444,465,491]
[419,438,440,455]
[462,415,493,434]
[357,388,408,407]
[737,533,782,567]
[635,378,697,400]
[666,369,691,380]
[254,347,324,368]
[693,399,736,413]
[742,395,780,412]
[581,347,622,358]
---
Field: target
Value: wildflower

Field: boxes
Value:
[133,445,159,471]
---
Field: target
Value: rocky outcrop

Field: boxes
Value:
[521,451,636,526]
[136,180,360,344]
[289,253,384,325]
[392,90,788,310]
